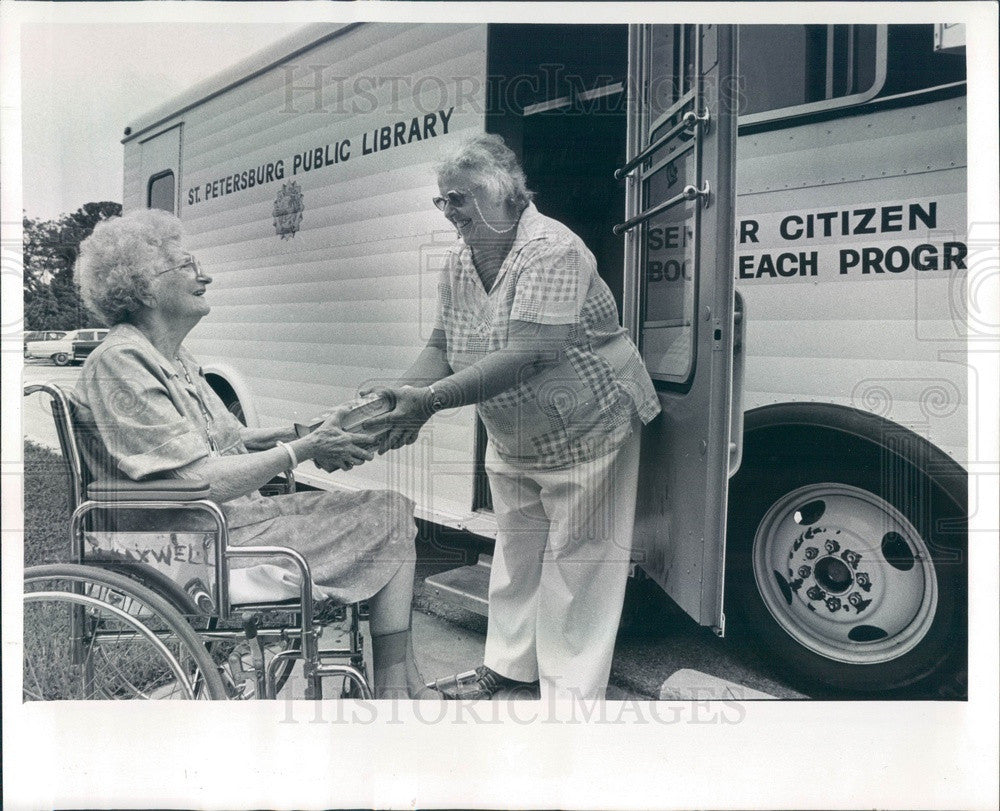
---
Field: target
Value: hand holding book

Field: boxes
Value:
[295,392,396,472]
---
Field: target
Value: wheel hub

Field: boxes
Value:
[813,555,854,594]
[753,483,938,665]
[785,525,876,619]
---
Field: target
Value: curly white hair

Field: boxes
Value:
[75,209,184,326]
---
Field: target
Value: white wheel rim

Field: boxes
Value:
[24,591,197,698]
[752,483,937,665]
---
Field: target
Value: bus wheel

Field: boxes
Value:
[727,450,965,695]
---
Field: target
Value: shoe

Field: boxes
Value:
[427,665,537,700]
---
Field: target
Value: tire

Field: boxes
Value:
[52,352,70,367]
[93,560,302,699]
[725,409,966,695]
[23,564,227,700]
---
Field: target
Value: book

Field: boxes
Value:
[294,391,395,438]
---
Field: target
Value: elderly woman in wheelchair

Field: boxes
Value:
[24,209,434,700]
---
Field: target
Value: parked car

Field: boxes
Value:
[24,328,107,366]
[23,330,67,356]
[71,329,110,363]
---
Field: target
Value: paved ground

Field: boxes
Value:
[413,549,806,700]
[21,360,83,452]
[283,607,661,701]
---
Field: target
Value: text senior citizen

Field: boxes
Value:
[73,209,433,700]
[363,133,661,702]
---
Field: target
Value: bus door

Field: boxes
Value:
[139,124,182,214]
[617,24,741,633]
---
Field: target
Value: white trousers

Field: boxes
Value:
[483,430,641,701]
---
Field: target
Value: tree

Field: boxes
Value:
[23,201,122,330]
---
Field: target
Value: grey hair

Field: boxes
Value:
[75,209,184,326]
[435,133,534,211]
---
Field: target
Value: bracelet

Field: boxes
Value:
[427,384,445,413]
[275,440,298,469]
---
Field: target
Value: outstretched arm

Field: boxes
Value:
[396,329,452,387]
[364,320,571,452]
[177,407,374,503]
[239,425,296,451]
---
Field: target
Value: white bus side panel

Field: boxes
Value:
[125,23,490,523]
[735,97,967,463]
[122,141,143,212]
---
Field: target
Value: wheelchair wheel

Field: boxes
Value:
[23,564,226,700]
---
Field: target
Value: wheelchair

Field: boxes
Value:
[23,382,374,701]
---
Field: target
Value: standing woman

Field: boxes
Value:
[365,134,660,701]
[73,209,432,699]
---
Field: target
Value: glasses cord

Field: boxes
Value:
[471,196,518,234]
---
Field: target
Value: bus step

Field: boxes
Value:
[423,554,492,617]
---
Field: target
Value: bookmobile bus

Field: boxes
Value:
[121,22,968,694]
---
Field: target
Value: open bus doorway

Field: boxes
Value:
[486,24,629,312]
[519,106,628,313]
[470,25,629,512]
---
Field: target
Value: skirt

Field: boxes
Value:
[225,488,416,605]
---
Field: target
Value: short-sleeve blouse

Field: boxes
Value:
[434,204,660,470]
[73,322,278,529]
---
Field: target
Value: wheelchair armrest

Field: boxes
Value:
[87,478,212,502]
[259,470,296,496]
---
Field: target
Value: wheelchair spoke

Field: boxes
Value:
[23,564,372,702]
[23,565,226,701]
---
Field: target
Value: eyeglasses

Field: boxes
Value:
[155,257,207,279]
[432,189,471,211]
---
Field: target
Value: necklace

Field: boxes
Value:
[472,196,518,234]
[175,354,218,453]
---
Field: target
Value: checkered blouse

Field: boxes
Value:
[434,204,660,470]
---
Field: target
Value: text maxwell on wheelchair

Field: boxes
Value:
[23,209,436,700]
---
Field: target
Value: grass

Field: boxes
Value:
[23,440,76,567]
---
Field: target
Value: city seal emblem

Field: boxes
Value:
[273,181,304,239]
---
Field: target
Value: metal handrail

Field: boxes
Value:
[613,182,710,236]
[614,109,709,180]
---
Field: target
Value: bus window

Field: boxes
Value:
[147,170,175,213]
[647,24,697,135]
[640,153,697,384]
[739,25,965,128]
[881,25,966,94]
[739,25,885,123]
[637,24,700,385]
